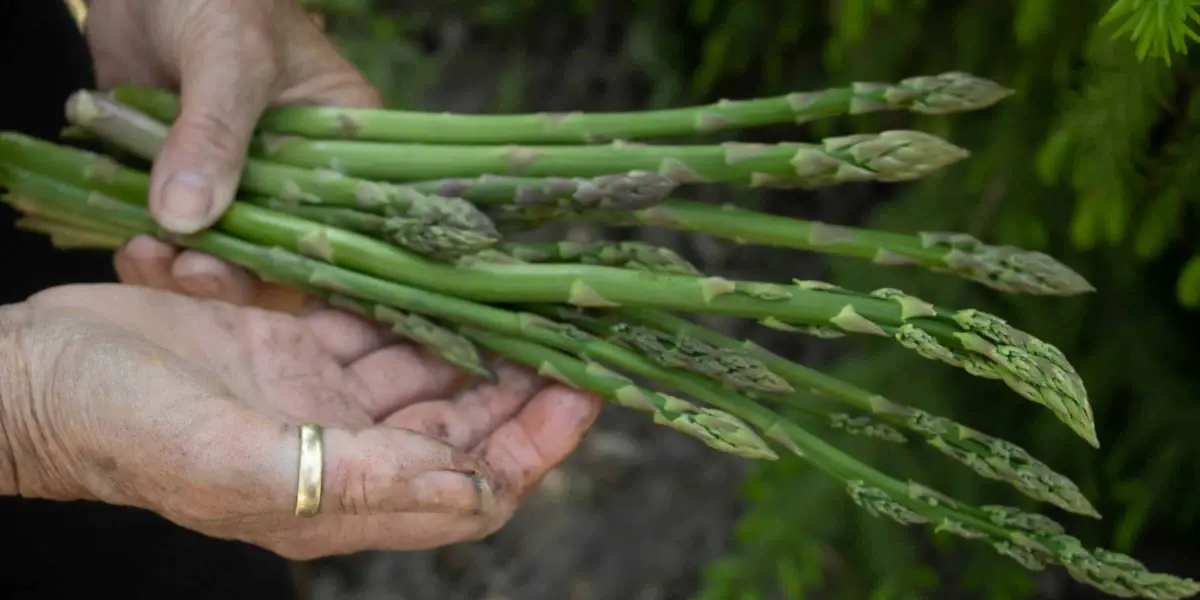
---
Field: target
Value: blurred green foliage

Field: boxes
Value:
[304,0,1200,597]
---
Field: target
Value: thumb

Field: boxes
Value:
[147,27,277,235]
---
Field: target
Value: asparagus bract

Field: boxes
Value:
[112,72,1011,143]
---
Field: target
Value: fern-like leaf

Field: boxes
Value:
[1102,0,1200,64]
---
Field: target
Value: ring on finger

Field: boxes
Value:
[294,423,324,518]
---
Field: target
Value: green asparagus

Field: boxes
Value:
[5,148,1199,600]
[110,72,1011,144]
[249,131,970,188]
[104,86,973,189]
[7,74,1191,599]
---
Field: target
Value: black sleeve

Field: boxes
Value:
[0,0,117,303]
[0,4,298,599]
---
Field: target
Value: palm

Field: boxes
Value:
[21,284,599,557]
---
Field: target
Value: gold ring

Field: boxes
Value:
[294,423,324,518]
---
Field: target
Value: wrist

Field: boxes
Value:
[0,302,32,497]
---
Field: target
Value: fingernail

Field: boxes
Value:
[471,474,495,516]
[564,393,601,424]
[159,173,214,234]
[177,273,224,299]
[412,470,494,514]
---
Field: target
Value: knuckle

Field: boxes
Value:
[326,455,379,517]
[174,111,249,162]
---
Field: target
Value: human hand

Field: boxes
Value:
[84,0,377,310]
[0,284,602,559]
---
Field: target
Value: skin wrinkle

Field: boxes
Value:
[0,304,32,496]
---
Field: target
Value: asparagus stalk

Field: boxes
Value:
[0,144,1097,447]
[5,158,1198,600]
[496,240,703,276]
[498,200,1095,296]
[405,172,677,211]
[63,92,1088,297]
[110,72,1012,143]
[608,307,1099,517]
[4,124,1089,297]
[102,86,972,189]
[221,201,705,277]
[16,216,127,250]
[481,250,1096,509]
[249,131,971,188]
[59,91,500,259]
[456,329,777,460]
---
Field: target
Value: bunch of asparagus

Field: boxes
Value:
[0,72,1194,598]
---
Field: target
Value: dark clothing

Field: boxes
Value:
[0,2,297,598]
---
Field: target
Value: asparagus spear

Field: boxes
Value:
[212,200,705,277]
[111,72,1011,144]
[481,249,1095,508]
[0,150,1097,447]
[610,307,1099,517]
[249,131,970,188]
[498,199,1095,296]
[2,125,1090,296]
[405,172,677,210]
[221,200,705,277]
[5,162,1199,600]
[496,240,702,276]
[59,91,500,259]
[9,192,1089,512]
[101,86,973,189]
[57,93,1086,296]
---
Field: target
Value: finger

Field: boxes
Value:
[166,400,493,518]
[301,308,400,365]
[345,344,475,420]
[470,386,602,522]
[148,17,278,234]
[381,360,545,448]
[113,235,183,291]
[170,250,315,314]
[171,250,260,303]
[361,385,603,547]
[319,424,494,516]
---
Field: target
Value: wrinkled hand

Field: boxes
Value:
[85,0,375,309]
[0,284,602,559]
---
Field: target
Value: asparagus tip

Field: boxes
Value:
[898,72,1016,114]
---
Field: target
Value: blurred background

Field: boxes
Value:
[73,0,1200,598]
